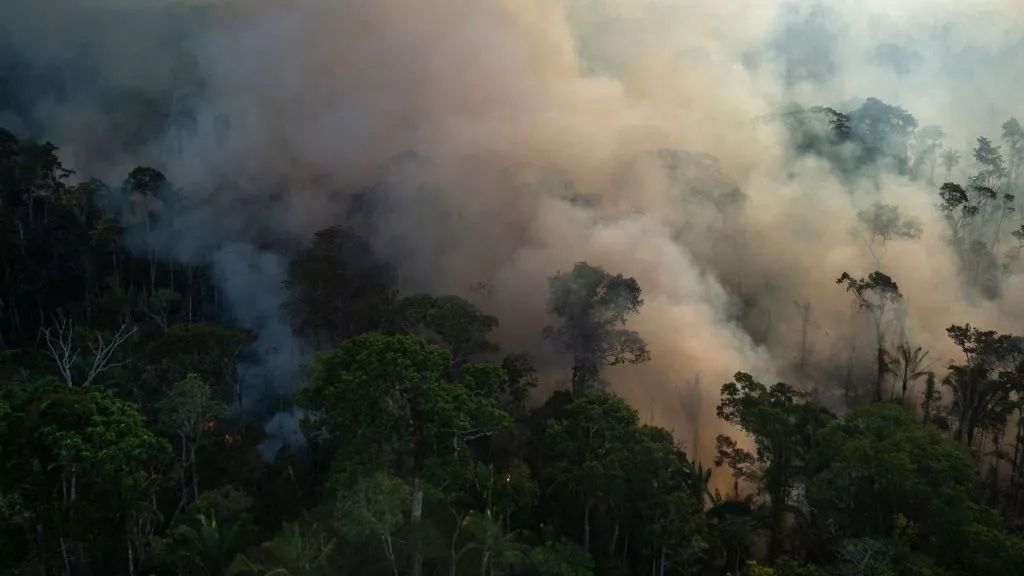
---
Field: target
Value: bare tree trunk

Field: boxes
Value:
[583,500,592,553]
[127,539,135,576]
[449,510,463,576]
[609,519,619,558]
[191,445,199,503]
[59,535,72,576]
[875,344,885,403]
[35,524,47,576]
[480,551,490,576]
[410,476,424,576]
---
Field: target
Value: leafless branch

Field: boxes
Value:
[83,320,136,386]
[41,314,78,387]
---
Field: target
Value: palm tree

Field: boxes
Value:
[228,522,334,576]
[920,373,940,425]
[163,512,247,576]
[890,341,931,403]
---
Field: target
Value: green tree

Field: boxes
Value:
[544,390,639,554]
[383,294,499,371]
[336,471,410,576]
[158,374,229,516]
[543,262,649,394]
[158,512,250,576]
[299,334,510,576]
[524,540,594,576]
[715,372,833,559]
[808,404,977,568]
[941,324,1021,448]
[0,378,169,575]
[140,323,252,416]
[228,521,335,576]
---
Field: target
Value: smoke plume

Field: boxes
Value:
[4,0,1024,461]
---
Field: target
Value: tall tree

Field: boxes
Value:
[543,390,638,554]
[124,167,167,290]
[942,324,1021,448]
[1003,118,1024,191]
[543,262,649,394]
[299,333,510,576]
[283,226,396,348]
[848,97,918,171]
[972,137,1008,191]
[890,341,930,403]
[940,148,961,182]
[714,372,832,559]
[855,203,922,266]
[807,404,976,570]
[158,374,229,516]
[836,271,904,402]
[0,378,169,575]
[912,125,945,184]
[382,294,499,371]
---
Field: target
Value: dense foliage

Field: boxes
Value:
[5,99,1024,576]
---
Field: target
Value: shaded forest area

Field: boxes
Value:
[5,94,1024,576]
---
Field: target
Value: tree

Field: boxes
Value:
[715,372,833,559]
[941,324,1021,448]
[940,149,961,182]
[889,341,930,403]
[383,294,499,371]
[523,540,594,576]
[228,521,335,576]
[920,373,941,426]
[140,322,251,416]
[848,98,918,171]
[336,471,410,576]
[543,263,649,394]
[499,353,539,413]
[158,374,229,515]
[544,390,639,554]
[124,167,168,290]
[158,511,250,576]
[0,378,169,575]
[299,334,510,576]
[40,314,137,388]
[808,404,977,568]
[971,137,1008,191]
[836,272,903,402]
[622,426,707,575]
[912,125,945,184]
[283,226,396,348]
[855,203,922,266]
[1002,118,1024,190]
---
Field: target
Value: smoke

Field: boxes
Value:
[4,0,1024,463]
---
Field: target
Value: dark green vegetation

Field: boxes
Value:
[4,97,1024,576]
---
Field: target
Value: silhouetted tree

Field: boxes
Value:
[543,263,649,394]
[836,271,903,402]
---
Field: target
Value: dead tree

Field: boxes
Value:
[41,315,136,387]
